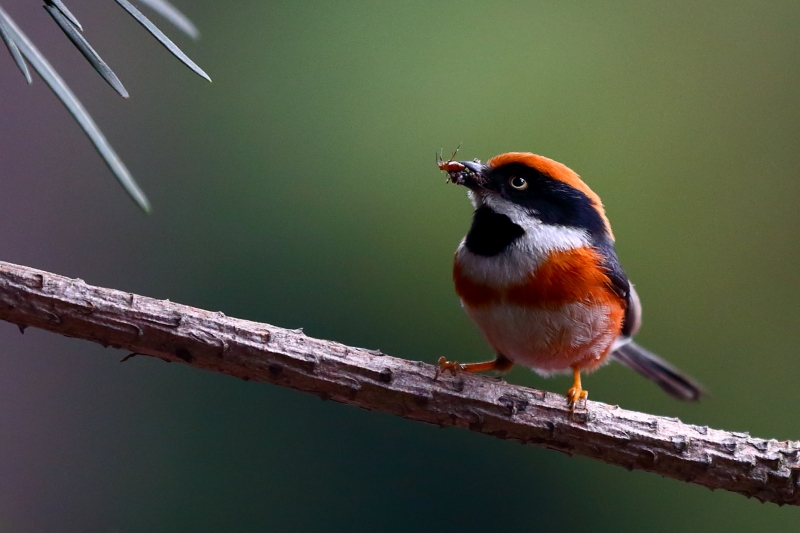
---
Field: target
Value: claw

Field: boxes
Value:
[566,386,588,410]
[434,356,464,380]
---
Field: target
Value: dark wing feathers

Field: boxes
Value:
[594,237,640,337]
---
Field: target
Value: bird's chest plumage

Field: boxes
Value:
[453,213,625,374]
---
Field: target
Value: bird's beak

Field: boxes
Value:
[441,160,489,191]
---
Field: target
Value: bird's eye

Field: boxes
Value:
[509,176,528,190]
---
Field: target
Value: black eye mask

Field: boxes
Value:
[487,163,608,238]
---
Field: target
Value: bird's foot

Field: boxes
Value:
[566,366,589,411]
[566,386,588,410]
[434,356,464,380]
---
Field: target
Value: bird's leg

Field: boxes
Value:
[566,366,588,409]
[435,353,513,379]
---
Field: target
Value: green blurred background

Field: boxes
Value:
[2,0,800,531]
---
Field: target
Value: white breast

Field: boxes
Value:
[463,301,616,375]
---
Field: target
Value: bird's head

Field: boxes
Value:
[439,151,613,240]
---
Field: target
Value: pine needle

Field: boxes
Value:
[0,14,31,83]
[44,4,129,98]
[114,0,210,82]
[0,5,151,212]
[136,0,199,40]
[46,0,83,32]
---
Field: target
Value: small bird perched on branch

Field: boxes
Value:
[436,151,704,408]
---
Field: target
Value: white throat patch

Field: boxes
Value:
[456,191,590,286]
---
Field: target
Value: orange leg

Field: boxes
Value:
[566,366,588,409]
[435,353,513,380]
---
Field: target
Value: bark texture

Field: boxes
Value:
[0,260,798,505]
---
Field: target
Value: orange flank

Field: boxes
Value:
[487,153,613,239]
[454,247,625,310]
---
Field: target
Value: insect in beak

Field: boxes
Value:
[436,146,486,190]
[437,145,465,182]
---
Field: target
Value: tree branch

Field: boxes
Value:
[0,260,797,506]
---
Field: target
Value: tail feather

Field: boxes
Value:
[610,342,706,401]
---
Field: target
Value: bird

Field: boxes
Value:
[435,150,704,408]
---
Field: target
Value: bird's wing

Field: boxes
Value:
[594,238,640,337]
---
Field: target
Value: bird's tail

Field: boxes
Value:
[610,341,706,401]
